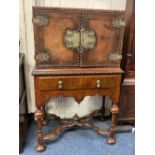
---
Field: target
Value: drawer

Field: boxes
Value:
[80,77,117,89]
[37,75,118,91]
[38,77,79,91]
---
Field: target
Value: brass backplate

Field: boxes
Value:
[81,28,96,51]
[64,29,80,50]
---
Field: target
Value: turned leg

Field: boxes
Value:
[107,103,119,145]
[42,106,48,126]
[98,96,105,121]
[35,109,46,152]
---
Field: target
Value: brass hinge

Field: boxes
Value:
[109,53,122,61]
[32,16,48,26]
[112,19,126,28]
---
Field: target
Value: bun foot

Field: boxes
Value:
[36,144,46,152]
[107,137,116,145]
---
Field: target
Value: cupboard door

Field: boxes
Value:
[81,10,125,68]
[33,7,80,68]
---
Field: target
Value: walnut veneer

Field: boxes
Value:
[32,7,125,152]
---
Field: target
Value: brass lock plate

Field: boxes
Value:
[81,28,96,50]
[64,29,80,50]
[64,27,96,53]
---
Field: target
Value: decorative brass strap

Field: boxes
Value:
[64,26,96,53]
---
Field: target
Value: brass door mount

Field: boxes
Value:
[64,26,96,53]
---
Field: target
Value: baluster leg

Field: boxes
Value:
[98,96,105,120]
[42,105,48,125]
[35,109,46,152]
[107,103,119,144]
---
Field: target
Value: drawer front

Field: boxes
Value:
[37,76,117,91]
[38,77,79,91]
[80,77,117,89]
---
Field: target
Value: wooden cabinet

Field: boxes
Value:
[118,79,135,123]
[32,7,125,152]
[33,7,125,68]
[118,0,135,124]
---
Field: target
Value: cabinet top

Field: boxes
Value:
[32,7,125,70]
[33,6,125,13]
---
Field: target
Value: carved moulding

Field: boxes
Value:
[32,69,124,76]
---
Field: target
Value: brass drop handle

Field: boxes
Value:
[96,80,101,88]
[58,80,63,90]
